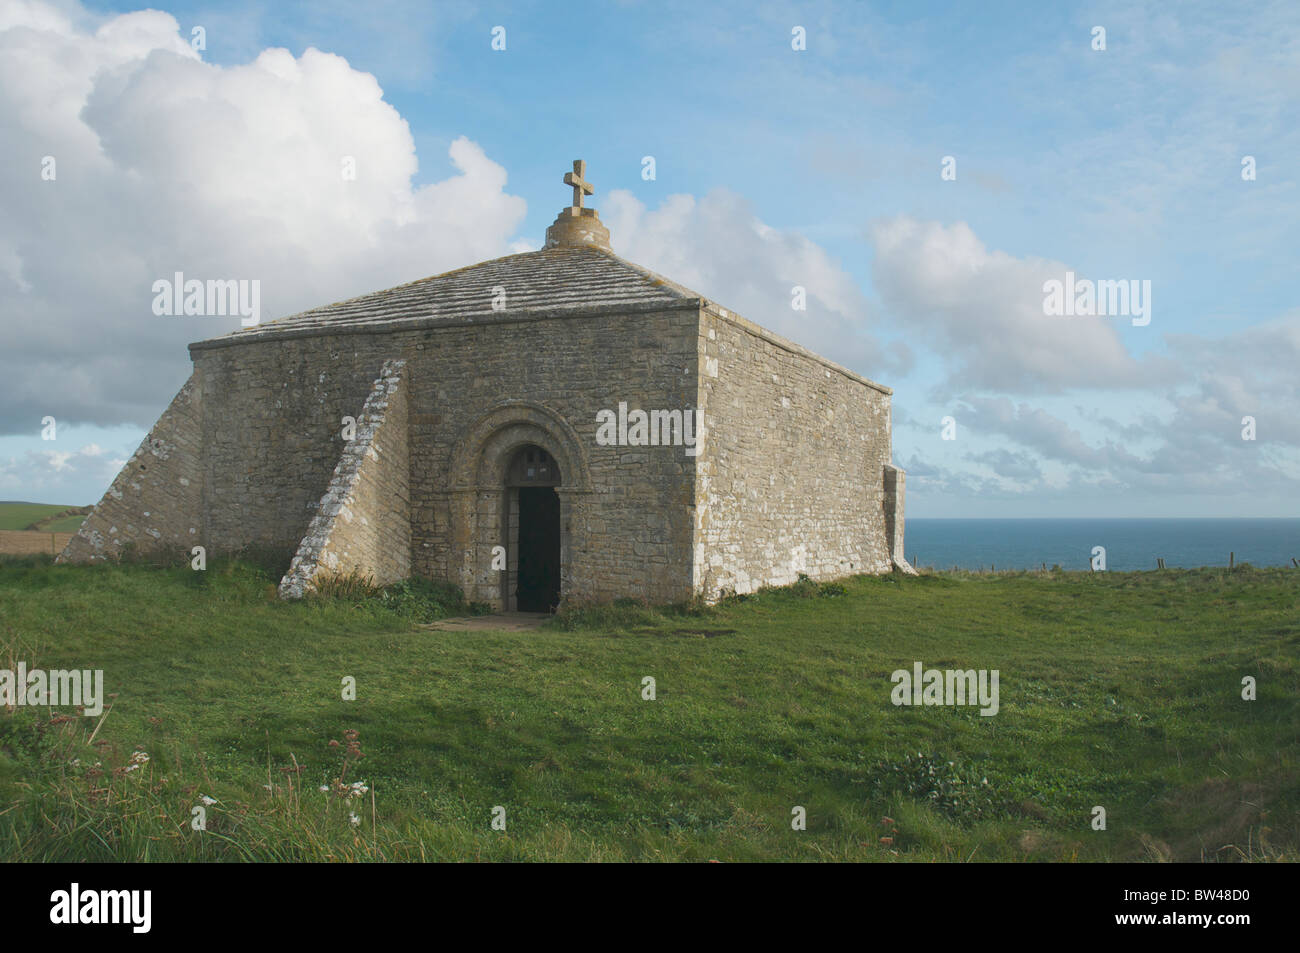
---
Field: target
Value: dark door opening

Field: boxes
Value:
[516,486,560,612]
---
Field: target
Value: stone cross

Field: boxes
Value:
[563,159,594,209]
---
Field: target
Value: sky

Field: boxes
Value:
[1,0,1297,517]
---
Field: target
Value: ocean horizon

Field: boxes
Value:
[905,517,1300,572]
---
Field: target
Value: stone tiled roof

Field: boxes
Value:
[187,238,891,394]
[193,246,702,347]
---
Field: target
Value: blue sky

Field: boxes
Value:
[1,0,1297,516]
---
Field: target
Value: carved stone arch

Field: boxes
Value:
[449,400,592,493]
[447,401,592,610]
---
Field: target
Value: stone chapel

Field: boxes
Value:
[60,161,912,608]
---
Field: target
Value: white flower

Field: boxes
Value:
[319,785,330,793]
[349,813,361,827]
[200,795,216,806]
[129,750,149,765]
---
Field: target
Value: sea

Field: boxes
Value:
[904,518,1300,572]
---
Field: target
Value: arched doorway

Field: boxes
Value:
[448,402,593,611]
[505,445,561,612]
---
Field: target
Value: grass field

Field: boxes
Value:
[40,515,88,534]
[0,502,72,531]
[0,555,1295,862]
[0,502,87,537]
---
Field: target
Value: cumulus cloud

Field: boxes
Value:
[877,214,1299,503]
[0,440,126,497]
[967,448,1043,483]
[603,187,905,382]
[869,216,1170,394]
[1163,311,1300,449]
[941,388,1298,500]
[0,1,527,435]
[895,452,1011,502]
[957,396,1144,472]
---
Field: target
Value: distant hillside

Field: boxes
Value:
[0,502,90,532]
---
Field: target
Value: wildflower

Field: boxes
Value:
[349,813,361,827]
[319,785,330,793]
[200,795,216,806]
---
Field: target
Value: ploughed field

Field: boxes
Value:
[0,554,1295,862]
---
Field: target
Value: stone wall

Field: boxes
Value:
[403,306,701,607]
[189,305,702,607]
[882,463,915,573]
[278,360,410,598]
[191,340,383,557]
[693,305,894,599]
[59,373,203,563]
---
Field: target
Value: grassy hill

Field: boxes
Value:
[0,502,73,530]
[0,502,88,533]
[40,514,90,534]
[0,556,1295,862]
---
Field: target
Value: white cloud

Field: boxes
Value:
[967,448,1043,483]
[0,1,527,434]
[958,396,1143,471]
[1164,311,1300,448]
[869,216,1169,394]
[0,440,119,494]
[604,187,901,380]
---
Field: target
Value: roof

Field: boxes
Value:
[191,246,701,347]
[187,242,891,395]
